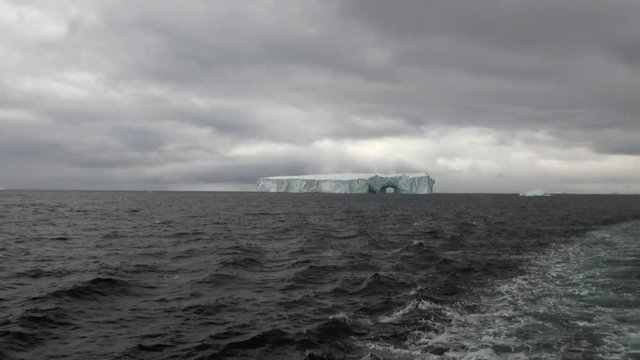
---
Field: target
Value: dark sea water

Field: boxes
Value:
[1,191,639,360]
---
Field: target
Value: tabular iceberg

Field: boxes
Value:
[519,189,550,197]
[256,173,435,194]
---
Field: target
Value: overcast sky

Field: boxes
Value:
[1,0,639,193]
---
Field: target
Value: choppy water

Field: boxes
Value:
[1,191,639,359]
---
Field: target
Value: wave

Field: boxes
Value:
[49,236,69,241]
[288,264,343,286]
[197,272,242,286]
[0,329,44,355]
[14,268,72,279]
[117,342,176,359]
[17,306,73,329]
[202,329,301,359]
[218,255,265,270]
[181,302,228,316]
[34,277,148,302]
[311,316,365,343]
[339,272,411,297]
[377,298,444,324]
[201,317,366,359]
[169,230,206,237]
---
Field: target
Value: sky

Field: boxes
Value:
[1,0,639,193]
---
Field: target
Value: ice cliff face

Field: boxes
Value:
[256,173,435,194]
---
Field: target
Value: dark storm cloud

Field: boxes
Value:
[0,0,638,191]
[339,0,640,132]
[341,0,640,58]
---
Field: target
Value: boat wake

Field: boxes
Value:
[359,221,640,359]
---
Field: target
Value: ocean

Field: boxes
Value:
[1,191,639,359]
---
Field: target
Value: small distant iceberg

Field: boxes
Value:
[519,189,549,197]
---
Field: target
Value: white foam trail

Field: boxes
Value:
[363,221,640,359]
[378,299,441,323]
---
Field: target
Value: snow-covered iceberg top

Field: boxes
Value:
[519,189,550,197]
[257,173,435,194]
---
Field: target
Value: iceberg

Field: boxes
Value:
[519,189,549,197]
[256,173,435,194]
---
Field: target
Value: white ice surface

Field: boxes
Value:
[257,173,435,194]
[263,173,427,180]
[519,189,548,196]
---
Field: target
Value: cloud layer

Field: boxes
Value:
[1,0,639,192]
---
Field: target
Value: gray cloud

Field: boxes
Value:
[0,0,638,192]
